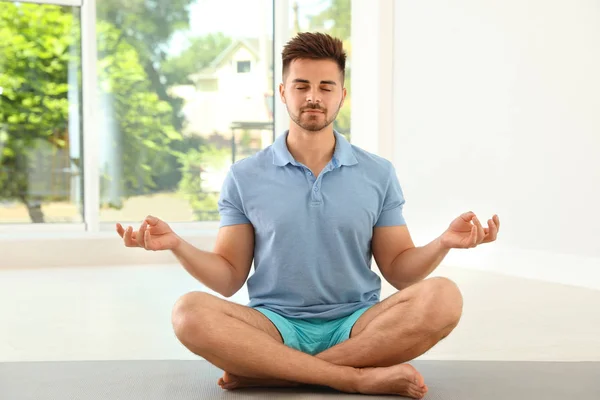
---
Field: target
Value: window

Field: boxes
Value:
[0,0,366,230]
[0,1,83,224]
[95,0,274,223]
[237,60,252,73]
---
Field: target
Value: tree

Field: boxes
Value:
[0,3,183,222]
[308,0,351,40]
[97,1,232,197]
[1,1,258,223]
[96,1,237,220]
[96,19,183,202]
[177,145,229,221]
[97,0,193,131]
[0,4,80,222]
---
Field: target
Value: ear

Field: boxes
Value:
[279,82,286,104]
[340,86,347,107]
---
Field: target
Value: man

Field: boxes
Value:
[117,32,499,398]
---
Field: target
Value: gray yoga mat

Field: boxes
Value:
[0,359,598,399]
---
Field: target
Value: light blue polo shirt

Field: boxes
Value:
[218,130,406,320]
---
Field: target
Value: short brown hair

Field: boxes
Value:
[282,32,347,83]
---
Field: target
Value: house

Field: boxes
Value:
[171,37,274,146]
[168,37,275,192]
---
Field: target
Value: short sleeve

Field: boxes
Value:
[375,162,407,227]
[218,167,251,227]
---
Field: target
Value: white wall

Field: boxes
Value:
[393,0,600,289]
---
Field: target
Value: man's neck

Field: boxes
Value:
[286,125,336,170]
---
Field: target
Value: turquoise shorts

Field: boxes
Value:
[254,306,371,355]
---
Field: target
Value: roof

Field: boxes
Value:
[190,37,274,81]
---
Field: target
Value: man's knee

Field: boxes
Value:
[171,292,220,348]
[417,277,463,333]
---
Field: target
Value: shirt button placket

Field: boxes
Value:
[313,180,322,203]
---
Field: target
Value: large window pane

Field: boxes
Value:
[291,0,351,140]
[96,0,274,223]
[0,1,83,224]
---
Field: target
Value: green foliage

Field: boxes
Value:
[177,145,229,221]
[0,3,200,221]
[97,0,191,58]
[95,1,233,218]
[97,0,191,134]
[0,3,79,221]
[308,0,351,40]
[0,4,76,145]
[96,19,184,197]
[0,0,274,223]
[96,1,231,202]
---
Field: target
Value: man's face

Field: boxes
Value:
[279,58,346,132]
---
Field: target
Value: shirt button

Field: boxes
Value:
[307,171,312,176]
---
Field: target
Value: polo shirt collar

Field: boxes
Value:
[272,130,358,167]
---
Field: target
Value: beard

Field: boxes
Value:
[287,100,343,132]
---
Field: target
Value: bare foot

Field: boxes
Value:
[358,364,428,399]
[218,371,300,390]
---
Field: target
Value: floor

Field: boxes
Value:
[3,359,599,400]
[1,264,599,362]
[0,192,196,224]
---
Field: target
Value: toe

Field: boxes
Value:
[410,384,426,399]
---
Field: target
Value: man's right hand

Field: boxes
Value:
[116,215,181,251]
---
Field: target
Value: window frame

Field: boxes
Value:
[236,60,252,73]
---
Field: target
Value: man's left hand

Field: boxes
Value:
[439,211,500,249]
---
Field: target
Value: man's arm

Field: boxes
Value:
[373,213,500,290]
[118,216,254,298]
[172,223,254,297]
[176,164,254,297]
[372,225,450,290]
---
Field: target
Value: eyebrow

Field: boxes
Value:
[292,79,337,85]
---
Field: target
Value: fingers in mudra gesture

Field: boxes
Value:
[440,211,500,249]
[116,215,181,251]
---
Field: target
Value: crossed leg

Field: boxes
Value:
[171,277,463,398]
[319,276,463,367]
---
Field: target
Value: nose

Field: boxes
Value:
[306,88,321,104]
